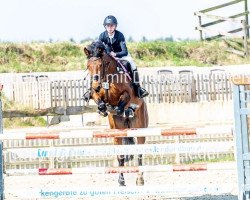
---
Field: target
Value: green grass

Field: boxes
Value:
[128,40,250,67]
[0,40,250,72]
[3,117,47,129]
[151,154,234,165]
[1,94,47,129]
[0,42,85,72]
[182,155,235,164]
[162,155,234,165]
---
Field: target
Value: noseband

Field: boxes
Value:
[88,56,112,102]
[89,57,110,83]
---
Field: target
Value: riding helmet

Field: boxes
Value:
[103,15,118,26]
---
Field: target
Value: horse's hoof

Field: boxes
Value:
[118,178,126,186]
[119,182,126,186]
[97,110,108,117]
[136,173,144,186]
[124,108,134,118]
[98,102,107,112]
[114,107,124,116]
[83,90,91,102]
[136,178,144,186]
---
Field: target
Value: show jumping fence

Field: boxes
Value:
[11,73,233,109]
[0,127,235,199]
[0,83,238,199]
[3,130,233,171]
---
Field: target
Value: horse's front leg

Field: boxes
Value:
[114,91,131,116]
[92,92,108,116]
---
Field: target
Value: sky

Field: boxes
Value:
[0,0,247,42]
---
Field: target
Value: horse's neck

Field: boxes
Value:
[103,54,117,74]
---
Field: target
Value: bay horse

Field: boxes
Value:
[84,41,149,186]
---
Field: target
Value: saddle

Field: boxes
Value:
[116,59,133,80]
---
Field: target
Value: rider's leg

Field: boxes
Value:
[125,56,149,98]
[132,70,148,98]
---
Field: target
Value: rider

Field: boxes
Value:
[83,15,148,101]
[99,15,148,98]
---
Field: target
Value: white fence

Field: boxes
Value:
[3,132,234,170]
[10,73,234,109]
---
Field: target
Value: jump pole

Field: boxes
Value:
[0,127,197,140]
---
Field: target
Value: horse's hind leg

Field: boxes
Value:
[136,136,146,186]
[122,137,135,162]
[136,155,144,186]
[117,154,126,186]
[114,137,126,186]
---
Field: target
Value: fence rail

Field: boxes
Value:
[3,133,234,171]
[12,73,233,109]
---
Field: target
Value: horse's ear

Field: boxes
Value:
[84,47,91,58]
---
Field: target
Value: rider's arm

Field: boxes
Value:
[98,33,111,54]
[104,45,111,54]
[115,34,128,58]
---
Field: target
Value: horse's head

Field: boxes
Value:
[84,41,106,92]
[84,41,105,59]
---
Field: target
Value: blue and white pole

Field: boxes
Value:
[0,84,4,200]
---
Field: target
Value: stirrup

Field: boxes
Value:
[138,88,149,98]
[83,90,91,102]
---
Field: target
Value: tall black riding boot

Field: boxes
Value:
[132,69,149,98]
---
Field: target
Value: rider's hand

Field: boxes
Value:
[110,52,116,57]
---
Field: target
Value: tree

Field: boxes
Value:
[141,36,148,42]
[127,36,134,42]
[80,37,93,43]
[165,35,173,41]
[69,37,76,43]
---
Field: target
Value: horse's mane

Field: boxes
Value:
[86,41,119,73]
[86,41,106,58]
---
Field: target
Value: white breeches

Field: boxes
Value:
[121,53,137,71]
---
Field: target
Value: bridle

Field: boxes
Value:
[87,56,112,102]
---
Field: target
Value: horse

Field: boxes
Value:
[83,41,149,186]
